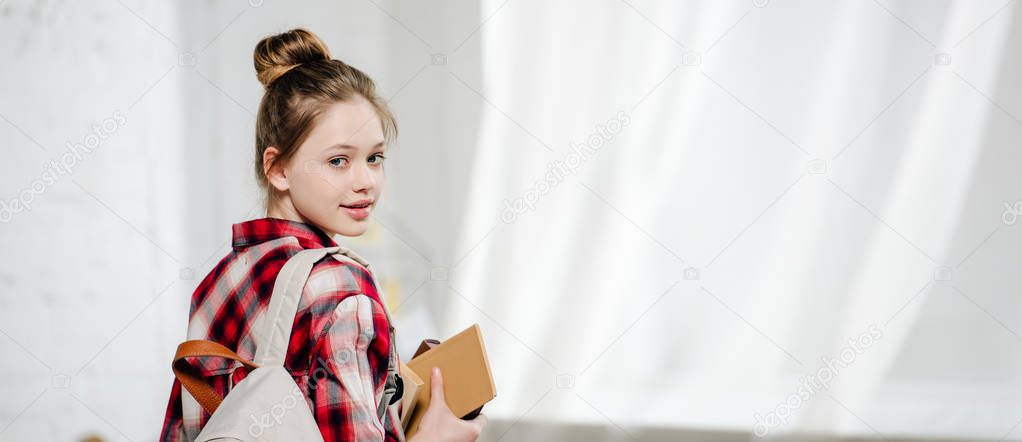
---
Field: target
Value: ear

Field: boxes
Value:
[263,146,290,192]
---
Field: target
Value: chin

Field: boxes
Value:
[331,223,368,238]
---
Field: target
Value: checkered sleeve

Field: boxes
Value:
[158,378,185,441]
[309,294,388,441]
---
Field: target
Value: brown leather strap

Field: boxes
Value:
[172,340,260,415]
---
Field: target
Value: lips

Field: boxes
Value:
[341,200,373,209]
[340,200,374,221]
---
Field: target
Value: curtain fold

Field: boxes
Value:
[443,0,1022,439]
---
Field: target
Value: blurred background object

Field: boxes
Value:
[1,0,1021,441]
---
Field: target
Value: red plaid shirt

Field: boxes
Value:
[159,218,404,441]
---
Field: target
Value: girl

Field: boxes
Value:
[159,28,487,442]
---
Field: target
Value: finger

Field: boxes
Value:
[430,367,445,403]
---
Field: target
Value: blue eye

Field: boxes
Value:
[328,157,348,167]
[369,154,387,164]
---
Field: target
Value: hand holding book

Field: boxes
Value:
[405,367,488,442]
[400,324,497,440]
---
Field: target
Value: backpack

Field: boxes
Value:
[171,246,402,441]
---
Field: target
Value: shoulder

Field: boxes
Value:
[299,252,386,335]
[298,254,393,377]
[304,254,379,300]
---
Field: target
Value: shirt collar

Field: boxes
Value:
[231,217,338,250]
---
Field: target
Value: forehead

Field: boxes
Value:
[303,98,385,152]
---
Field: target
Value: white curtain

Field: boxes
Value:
[440,0,1022,439]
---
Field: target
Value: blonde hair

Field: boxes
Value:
[253,28,397,194]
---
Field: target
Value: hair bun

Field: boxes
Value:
[254,28,331,88]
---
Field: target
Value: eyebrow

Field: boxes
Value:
[324,142,386,152]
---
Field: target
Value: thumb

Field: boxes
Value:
[430,367,446,404]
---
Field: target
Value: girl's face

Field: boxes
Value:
[273,97,387,237]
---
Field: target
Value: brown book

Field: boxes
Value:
[400,324,497,437]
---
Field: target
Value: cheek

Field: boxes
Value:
[292,168,338,202]
[373,169,386,193]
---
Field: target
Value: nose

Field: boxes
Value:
[351,161,375,193]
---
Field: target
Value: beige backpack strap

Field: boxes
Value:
[253,247,342,366]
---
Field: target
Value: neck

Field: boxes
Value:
[266,193,303,222]
[265,194,337,237]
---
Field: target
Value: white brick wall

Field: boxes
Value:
[0,0,190,439]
